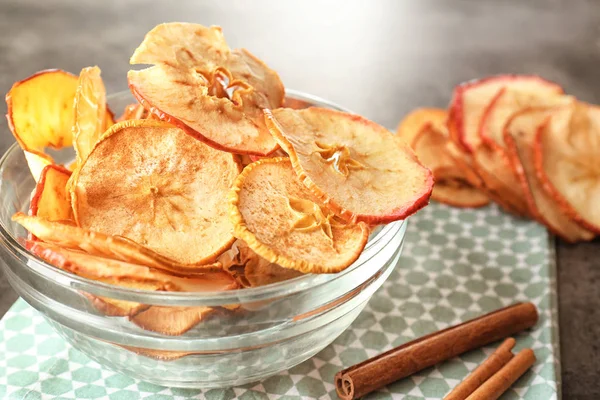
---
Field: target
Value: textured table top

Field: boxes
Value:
[0,0,598,398]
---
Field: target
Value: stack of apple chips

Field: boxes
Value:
[397,75,598,242]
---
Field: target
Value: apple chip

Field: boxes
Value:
[132,306,216,336]
[72,66,112,167]
[444,141,485,189]
[230,158,369,274]
[265,107,433,224]
[504,107,594,241]
[24,151,53,183]
[29,165,73,222]
[396,108,447,145]
[534,103,600,233]
[13,213,220,274]
[245,259,303,287]
[447,75,563,152]
[72,119,240,265]
[117,103,148,121]
[479,87,573,147]
[128,22,283,155]
[6,69,78,165]
[412,123,488,208]
[472,144,530,217]
[28,241,237,291]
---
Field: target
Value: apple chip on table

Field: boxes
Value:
[398,73,598,242]
[5,22,434,337]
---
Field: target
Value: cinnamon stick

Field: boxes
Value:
[465,348,536,400]
[334,302,538,400]
[444,338,516,400]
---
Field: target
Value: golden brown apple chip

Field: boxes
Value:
[229,158,369,274]
[128,23,283,155]
[503,106,594,241]
[245,259,303,287]
[72,119,240,265]
[72,66,113,166]
[447,75,563,153]
[412,123,489,208]
[131,306,217,336]
[534,103,600,234]
[13,213,220,274]
[265,107,433,224]
[28,241,237,318]
[396,108,447,146]
[29,165,73,222]
[479,87,572,147]
[5,69,114,180]
[116,103,148,122]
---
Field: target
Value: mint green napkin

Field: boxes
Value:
[0,202,560,399]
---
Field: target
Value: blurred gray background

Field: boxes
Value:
[0,0,599,398]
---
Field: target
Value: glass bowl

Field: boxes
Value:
[0,89,407,388]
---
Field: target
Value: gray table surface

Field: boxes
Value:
[0,0,598,398]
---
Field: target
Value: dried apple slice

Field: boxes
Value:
[28,241,237,318]
[132,306,216,336]
[447,75,563,153]
[504,107,594,241]
[6,69,78,163]
[117,103,148,122]
[471,145,530,217]
[5,69,114,180]
[28,241,237,291]
[72,119,240,265]
[13,213,220,274]
[245,259,303,287]
[29,165,73,222]
[396,108,447,145]
[412,123,488,208]
[72,66,112,166]
[265,107,433,224]
[229,158,369,274]
[534,103,600,233]
[444,141,484,189]
[24,151,53,183]
[480,87,573,147]
[128,23,283,155]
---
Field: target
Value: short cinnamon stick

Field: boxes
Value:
[465,348,536,400]
[444,338,516,400]
[334,302,538,400]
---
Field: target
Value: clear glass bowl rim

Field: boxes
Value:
[0,88,404,305]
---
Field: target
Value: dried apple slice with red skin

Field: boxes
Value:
[27,241,237,291]
[128,23,283,155]
[72,66,111,166]
[430,167,490,208]
[396,108,447,146]
[411,123,488,208]
[132,306,217,336]
[479,87,573,147]
[445,141,485,189]
[13,213,220,275]
[29,165,73,222]
[5,69,114,171]
[447,75,563,153]
[503,107,594,242]
[265,107,433,224]
[471,145,530,217]
[229,158,369,274]
[72,119,240,265]
[533,104,600,234]
[117,103,148,122]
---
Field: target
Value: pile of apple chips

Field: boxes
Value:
[398,75,599,242]
[4,23,433,333]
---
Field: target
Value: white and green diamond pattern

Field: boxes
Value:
[0,202,560,399]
